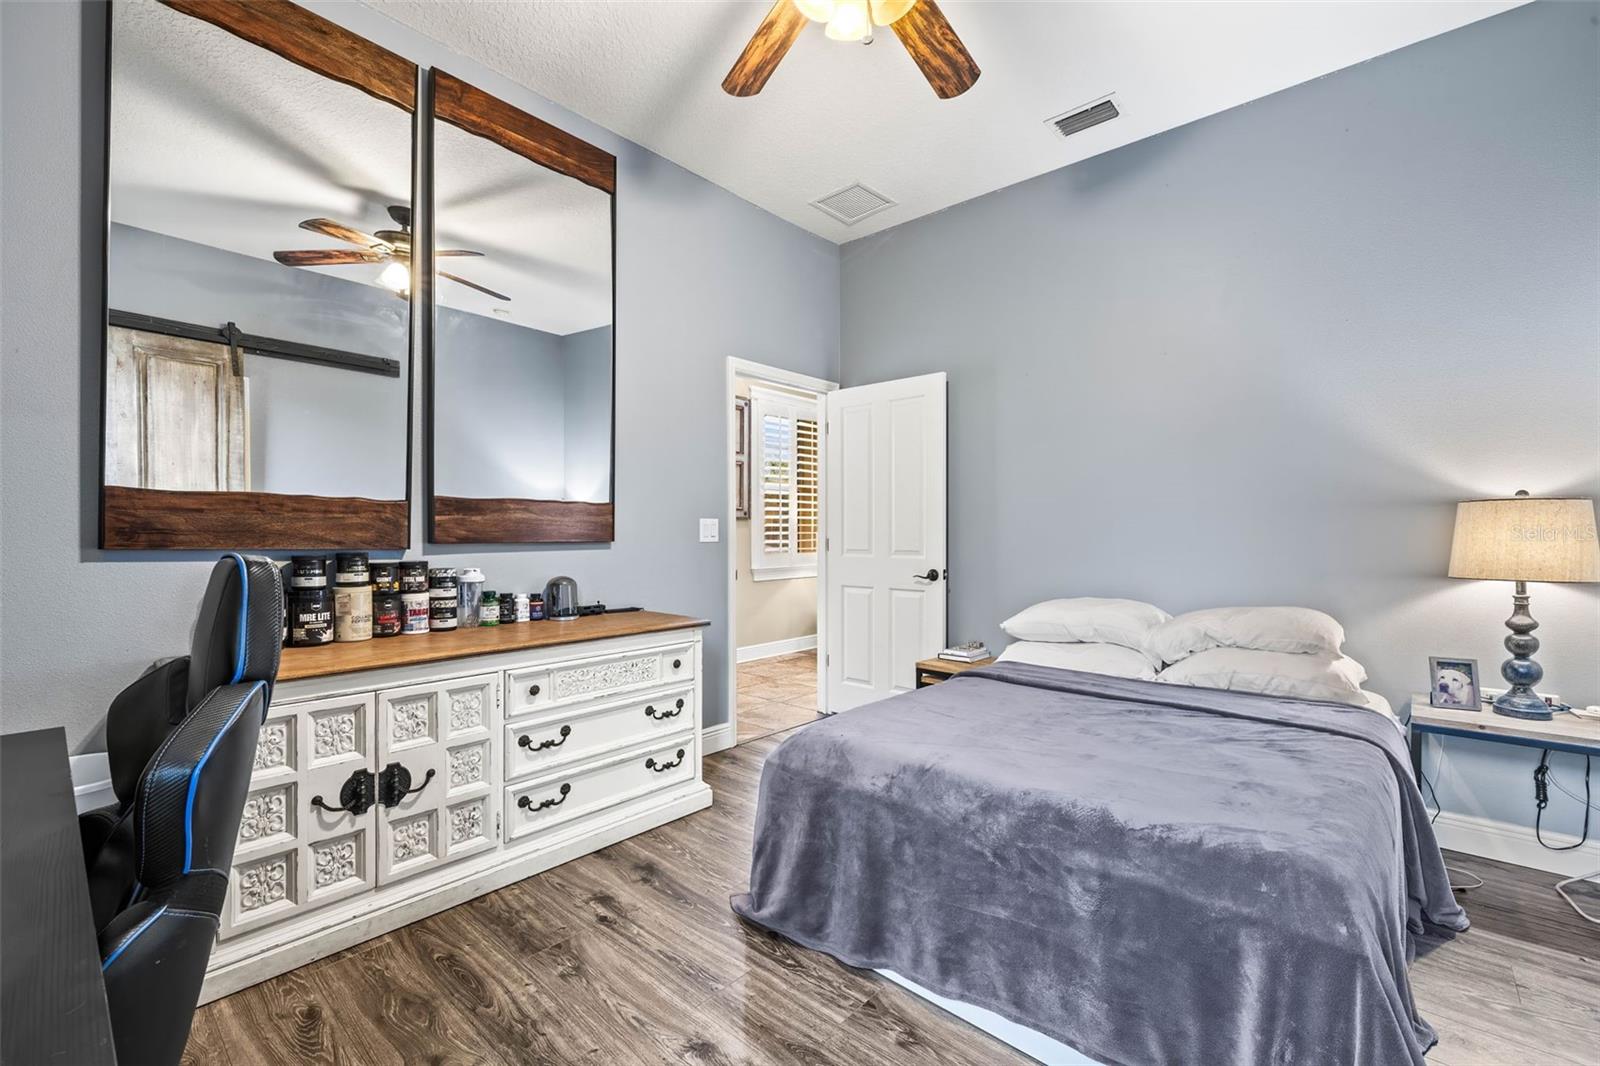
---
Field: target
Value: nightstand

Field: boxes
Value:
[1407,696,1600,778]
[915,657,996,688]
[1408,695,1600,923]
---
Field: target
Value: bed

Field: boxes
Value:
[731,663,1467,1066]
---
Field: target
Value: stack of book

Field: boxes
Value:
[938,641,990,663]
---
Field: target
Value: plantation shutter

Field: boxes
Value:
[750,386,820,580]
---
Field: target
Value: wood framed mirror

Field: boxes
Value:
[101,0,416,550]
[427,70,617,544]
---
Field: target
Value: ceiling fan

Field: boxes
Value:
[273,205,509,301]
[723,0,979,99]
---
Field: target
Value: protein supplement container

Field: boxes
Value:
[287,586,333,646]
[429,567,459,631]
[333,553,373,642]
[372,591,403,637]
[401,591,430,635]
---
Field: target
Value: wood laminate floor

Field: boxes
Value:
[189,718,1600,1066]
[735,651,821,744]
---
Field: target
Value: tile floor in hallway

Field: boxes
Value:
[736,649,821,743]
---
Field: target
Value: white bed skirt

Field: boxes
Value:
[876,970,1104,1066]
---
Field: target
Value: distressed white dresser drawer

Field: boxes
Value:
[504,642,695,717]
[504,688,695,782]
[504,735,695,843]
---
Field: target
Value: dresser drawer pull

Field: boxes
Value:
[644,698,685,721]
[672,658,682,670]
[644,749,686,773]
[518,724,571,751]
[518,783,571,811]
[527,683,542,697]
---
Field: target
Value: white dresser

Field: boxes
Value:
[201,612,711,1002]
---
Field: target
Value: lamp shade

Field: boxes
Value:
[1448,496,1600,583]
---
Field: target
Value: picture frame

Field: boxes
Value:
[734,397,751,519]
[1428,657,1482,710]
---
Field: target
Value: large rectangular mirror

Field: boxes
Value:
[429,71,616,544]
[102,0,416,549]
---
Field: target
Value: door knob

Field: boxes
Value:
[915,569,940,582]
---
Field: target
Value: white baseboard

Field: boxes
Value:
[736,635,817,663]
[1432,810,1600,878]
[702,722,734,756]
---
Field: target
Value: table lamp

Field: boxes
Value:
[1447,491,1600,719]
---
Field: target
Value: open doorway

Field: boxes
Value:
[724,358,837,748]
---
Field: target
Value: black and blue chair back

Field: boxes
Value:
[84,553,283,1065]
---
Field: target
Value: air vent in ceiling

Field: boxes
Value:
[1047,96,1119,140]
[812,183,896,226]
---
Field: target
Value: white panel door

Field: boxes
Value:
[374,673,499,885]
[220,692,377,939]
[825,373,947,712]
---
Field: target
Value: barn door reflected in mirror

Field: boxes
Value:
[429,70,616,544]
[102,0,416,549]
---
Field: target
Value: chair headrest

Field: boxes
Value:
[136,681,269,887]
[188,554,284,708]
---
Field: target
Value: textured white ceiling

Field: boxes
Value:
[370,0,1522,244]
[110,0,611,335]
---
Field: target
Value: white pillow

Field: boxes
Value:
[1000,598,1170,650]
[1356,690,1402,725]
[1144,606,1345,664]
[996,641,1159,681]
[1155,648,1368,705]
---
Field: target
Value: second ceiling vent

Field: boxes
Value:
[1047,96,1120,140]
[812,182,896,226]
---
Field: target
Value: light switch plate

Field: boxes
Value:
[699,518,719,543]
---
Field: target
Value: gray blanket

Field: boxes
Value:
[731,664,1468,1066]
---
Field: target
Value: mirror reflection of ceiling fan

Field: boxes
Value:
[272,205,509,301]
[723,0,979,99]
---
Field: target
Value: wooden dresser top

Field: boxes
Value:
[278,611,709,682]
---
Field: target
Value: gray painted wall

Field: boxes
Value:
[0,0,839,746]
[108,222,410,498]
[840,1,1599,837]
[561,326,614,503]
[433,309,568,500]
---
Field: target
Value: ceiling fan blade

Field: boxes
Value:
[435,249,485,258]
[298,217,389,248]
[274,248,387,266]
[722,0,809,97]
[890,0,980,99]
[440,271,510,301]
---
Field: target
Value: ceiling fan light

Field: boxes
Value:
[869,0,916,26]
[792,0,835,22]
[825,0,870,41]
[378,261,411,294]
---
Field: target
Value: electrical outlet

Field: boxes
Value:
[699,518,719,543]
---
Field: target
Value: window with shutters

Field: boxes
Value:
[750,386,820,580]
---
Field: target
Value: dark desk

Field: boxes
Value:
[1,728,117,1065]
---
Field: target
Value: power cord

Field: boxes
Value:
[1534,751,1592,851]
[1547,767,1600,812]
[1417,744,1482,892]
